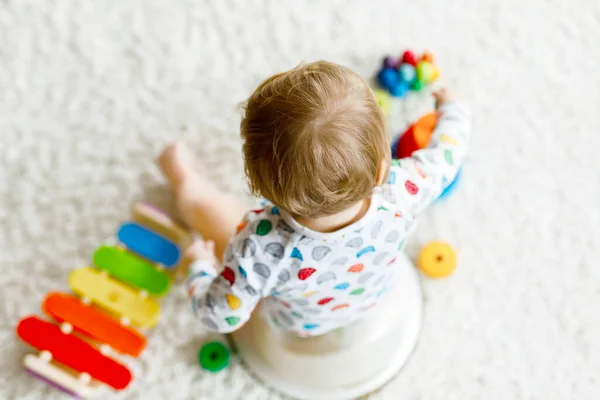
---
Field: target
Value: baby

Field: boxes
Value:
[160,61,471,336]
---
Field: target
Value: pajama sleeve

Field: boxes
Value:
[385,101,472,216]
[185,213,280,333]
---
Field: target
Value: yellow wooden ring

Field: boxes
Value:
[418,241,456,278]
[374,89,391,118]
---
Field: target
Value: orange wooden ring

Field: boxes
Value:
[396,112,438,158]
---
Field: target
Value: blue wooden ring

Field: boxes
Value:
[437,168,462,201]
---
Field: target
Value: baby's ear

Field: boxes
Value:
[376,159,389,186]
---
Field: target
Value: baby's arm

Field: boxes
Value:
[387,89,472,215]
[185,219,275,333]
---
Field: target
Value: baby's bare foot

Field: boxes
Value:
[158,142,195,189]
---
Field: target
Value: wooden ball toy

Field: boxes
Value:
[398,63,416,84]
[411,79,424,91]
[389,82,409,97]
[431,64,440,82]
[376,50,438,96]
[416,61,436,84]
[418,241,456,278]
[382,56,398,69]
[377,67,399,90]
[421,51,435,63]
[401,50,417,66]
[374,89,392,117]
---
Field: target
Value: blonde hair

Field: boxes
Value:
[240,61,389,218]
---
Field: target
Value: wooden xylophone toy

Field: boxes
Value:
[15,202,193,399]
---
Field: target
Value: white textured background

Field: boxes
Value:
[1,1,599,399]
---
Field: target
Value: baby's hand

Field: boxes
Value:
[186,238,216,262]
[433,88,452,109]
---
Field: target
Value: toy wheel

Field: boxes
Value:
[418,241,456,278]
[199,341,230,372]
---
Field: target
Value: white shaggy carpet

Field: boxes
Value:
[1,1,599,399]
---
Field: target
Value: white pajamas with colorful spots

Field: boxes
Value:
[187,101,471,336]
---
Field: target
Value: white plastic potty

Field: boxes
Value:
[230,252,423,400]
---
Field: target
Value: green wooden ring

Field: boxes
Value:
[198,341,230,372]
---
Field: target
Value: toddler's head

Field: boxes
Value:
[241,61,389,218]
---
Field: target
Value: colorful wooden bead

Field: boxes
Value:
[377,68,399,90]
[398,63,416,84]
[389,82,409,97]
[416,61,436,84]
[374,89,392,117]
[382,56,398,69]
[411,79,424,91]
[401,50,417,66]
[421,51,435,63]
[431,64,440,81]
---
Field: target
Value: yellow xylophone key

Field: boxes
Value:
[69,267,160,328]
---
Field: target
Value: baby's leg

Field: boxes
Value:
[159,143,247,261]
